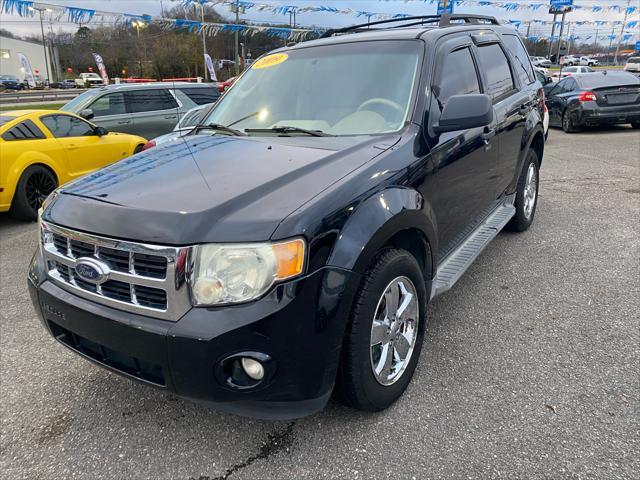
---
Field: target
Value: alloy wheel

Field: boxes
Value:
[24,171,55,211]
[370,276,419,386]
[523,162,538,220]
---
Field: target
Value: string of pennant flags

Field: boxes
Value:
[1,0,637,42]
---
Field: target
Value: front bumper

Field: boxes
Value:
[28,249,359,419]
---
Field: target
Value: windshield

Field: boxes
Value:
[628,57,640,64]
[203,41,422,136]
[61,90,98,112]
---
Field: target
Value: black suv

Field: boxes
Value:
[28,15,545,419]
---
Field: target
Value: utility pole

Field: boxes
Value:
[548,13,558,59]
[566,23,573,56]
[606,25,616,65]
[614,0,631,65]
[29,6,51,84]
[234,0,240,76]
[200,1,208,81]
[555,10,567,67]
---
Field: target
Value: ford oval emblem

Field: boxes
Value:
[74,258,109,284]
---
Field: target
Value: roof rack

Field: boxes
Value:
[320,14,500,38]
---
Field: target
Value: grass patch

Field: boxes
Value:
[0,102,64,112]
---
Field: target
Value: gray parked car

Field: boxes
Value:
[60,82,220,139]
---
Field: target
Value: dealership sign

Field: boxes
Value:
[17,53,36,87]
[92,53,109,85]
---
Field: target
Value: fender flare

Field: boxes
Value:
[327,187,438,279]
[3,153,63,205]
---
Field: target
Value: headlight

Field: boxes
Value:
[190,238,305,306]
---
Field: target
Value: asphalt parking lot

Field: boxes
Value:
[1,125,639,479]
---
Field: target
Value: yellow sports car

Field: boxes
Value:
[0,110,146,220]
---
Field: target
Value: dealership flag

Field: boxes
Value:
[204,54,218,82]
[17,53,36,87]
[92,53,109,85]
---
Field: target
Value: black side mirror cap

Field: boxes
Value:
[94,126,108,136]
[80,109,94,120]
[434,94,493,134]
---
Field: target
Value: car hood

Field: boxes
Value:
[44,133,399,245]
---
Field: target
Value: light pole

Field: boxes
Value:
[200,1,208,81]
[28,6,52,84]
[133,21,146,77]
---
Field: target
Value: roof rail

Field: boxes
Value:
[320,14,499,38]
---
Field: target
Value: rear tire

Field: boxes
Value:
[562,110,580,133]
[506,149,539,233]
[9,165,57,222]
[336,249,427,411]
[134,144,144,154]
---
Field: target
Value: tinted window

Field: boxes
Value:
[627,57,640,64]
[502,34,535,85]
[476,43,515,100]
[2,119,46,141]
[125,89,178,113]
[90,93,126,116]
[179,87,220,105]
[41,115,95,138]
[437,47,481,104]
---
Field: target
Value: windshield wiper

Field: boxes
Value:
[191,123,246,136]
[244,125,334,137]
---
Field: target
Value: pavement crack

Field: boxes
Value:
[209,421,296,480]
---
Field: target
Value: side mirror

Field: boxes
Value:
[80,108,94,120]
[94,126,108,136]
[434,94,493,134]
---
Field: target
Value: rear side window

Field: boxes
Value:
[502,34,535,85]
[475,43,515,101]
[89,93,126,116]
[436,47,481,105]
[125,89,178,113]
[41,115,95,138]
[2,119,46,141]
[179,87,220,105]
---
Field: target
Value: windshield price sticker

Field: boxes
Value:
[252,53,288,70]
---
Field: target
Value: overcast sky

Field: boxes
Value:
[0,0,636,43]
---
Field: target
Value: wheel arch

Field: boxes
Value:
[327,187,437,284]
[3,157,61,207]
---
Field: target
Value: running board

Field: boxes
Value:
[431,199,515,299]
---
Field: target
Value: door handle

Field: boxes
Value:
[67,144,78,150]
[164,115,177,120]
[481,127,496,143]
[117,120,131,125]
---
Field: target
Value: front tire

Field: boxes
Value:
[506,150,539,232]
[631,121,640,129]
[9,165,57,222]
[336,249,427,411]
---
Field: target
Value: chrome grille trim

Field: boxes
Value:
[41,221,191,321]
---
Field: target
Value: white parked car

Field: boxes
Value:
[561,55,580,66]
[579,56,598,67]
[551,66,594,81]
[624,57,640,73]
[531,56,552,68]
[75,72,103,87]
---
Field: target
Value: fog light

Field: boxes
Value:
[241,357,264,381]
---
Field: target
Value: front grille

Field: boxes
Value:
[48,321,165,386]
[42,222,191,321]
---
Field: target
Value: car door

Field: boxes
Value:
[85,92,132,133]
[39,114,127,178]
[546,78,574,125]
[426,36,500,254]
[487,34,537,195]
[124,88,180,139]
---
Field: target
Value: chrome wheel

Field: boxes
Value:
[523,162,538,220]
[370,276,419,386]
